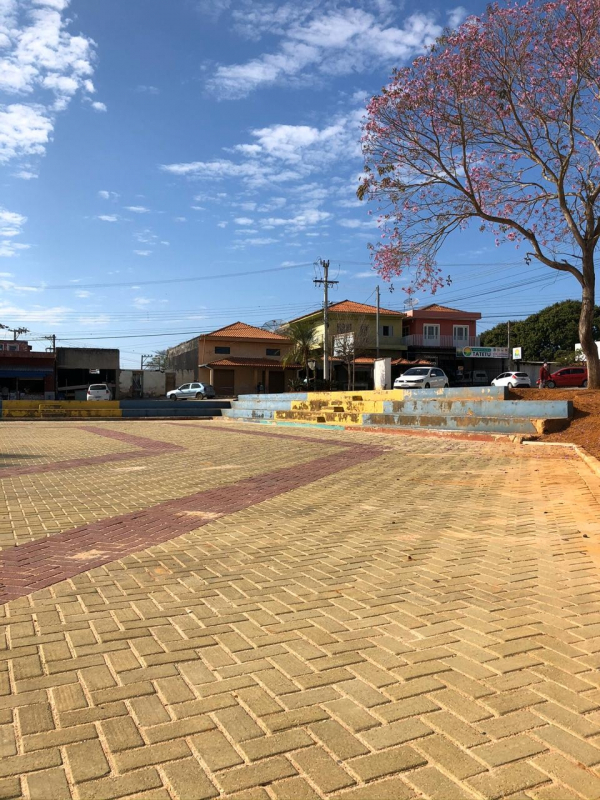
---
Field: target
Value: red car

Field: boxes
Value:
[544,366,588,388]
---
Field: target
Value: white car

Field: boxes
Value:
[491,371,531,389]
[87,383,112,401]
[394,367,449,389]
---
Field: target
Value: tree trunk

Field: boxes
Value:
[579,256,599,389]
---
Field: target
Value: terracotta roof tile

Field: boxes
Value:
[206,357,299,369]
[206,322,290,341]
[419,304,471,313]
[289,299,404,323]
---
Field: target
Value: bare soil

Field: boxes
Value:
[510,388,600,460]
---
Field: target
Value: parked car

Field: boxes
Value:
[491,371,531,388]
[167,382,216,400]
[472,370,489,386]
[543,366,588,389]
[394,367,449,389]
[87,384,112,401]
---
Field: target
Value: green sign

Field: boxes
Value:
[458,346,508,358]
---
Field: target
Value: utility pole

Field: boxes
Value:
[313,259,338,382]
[507,320,511,370]
[140,354,152,399]
[376,285,380,359]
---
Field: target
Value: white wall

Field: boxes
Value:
[120,370,169,397]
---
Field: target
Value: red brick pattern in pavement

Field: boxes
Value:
[0,441,384,604]
[0,424,183,479]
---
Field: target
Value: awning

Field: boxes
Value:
[0,369,53,379]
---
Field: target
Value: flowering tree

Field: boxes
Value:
[359,0,600,387]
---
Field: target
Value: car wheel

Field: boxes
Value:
[546,380,555,389]
[507,382,513,388]
[171,395,177,401]
[444,383,449,388]
[582,380,588,388]
[424,382,430,389]
[195,392,205,399]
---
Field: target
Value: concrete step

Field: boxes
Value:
[121,400,231,410]
[121,408,218,418]
[274,410,363,425]
[363,413,568,435]
[382,399,572,419]
[221,408,277,420]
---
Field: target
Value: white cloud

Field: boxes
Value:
[217,221,228,228]
[355,270,377,278]
[133,250,151,256]
[135,84,159,94]
[261,209,331,229]
[96,214,119,222]
[135,228,158,244]
[174,216,187,222]
[0,302,69,324]
[208,5,444,98]
[125,205,150,213]
[0,0,98,165]
[233,237,278,247]
[234,216,253,225]
[13,168,37,179]
[133,296,152,307]
[161,110,362,189]
[0,103,53,163]
[0,207,26,237]
[98,189,119,200]
[338,218,377,229]
[80,314,110,326]
[91,101,107,112]
[0,205,29,258]
[74,289,91,298]
[447,6,467,28]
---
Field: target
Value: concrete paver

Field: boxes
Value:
[1,420,600,798]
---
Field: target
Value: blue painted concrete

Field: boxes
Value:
[363,413,542,434]
[239,393,308,402]
[221,408,277,420]
[121,400,230,410]
[400,387,509,400]
[382,399,572,419]
[121,408,216,418]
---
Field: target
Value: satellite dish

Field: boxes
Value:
[403,297,420,309]
[262,319,286,332]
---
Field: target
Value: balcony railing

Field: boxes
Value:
[400,335,480,349]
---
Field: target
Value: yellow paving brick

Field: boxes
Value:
[161,757,219,800]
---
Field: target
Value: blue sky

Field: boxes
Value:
[0,0,579,367]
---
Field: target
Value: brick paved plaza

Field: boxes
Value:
[1,420,600,799]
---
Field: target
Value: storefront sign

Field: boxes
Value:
[457,346,509,358]
[512,347,522,360]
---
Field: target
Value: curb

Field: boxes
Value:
[343,426,527,445]
[523,440,600,478]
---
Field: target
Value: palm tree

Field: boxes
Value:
[282,320,318,380]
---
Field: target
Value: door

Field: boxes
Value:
[189,382,203,397]
[423,324,440,347]
[178,383,190,397]
[431,368,446,386]
[213,369,235,396]
[268,370,285,393]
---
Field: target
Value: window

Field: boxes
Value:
[191,383,201,389]
[336,322,352,333]
[215,346,230,354]
[423,324,439,341]
[359,324,369,338]
[382,325,393,337]
[179,384,190,390]
[572,368,585,374]
[8,344,17,351]
[453,325,469,342]
[266,348,280,356]
[432,369,445,377]
[0,344,3,350]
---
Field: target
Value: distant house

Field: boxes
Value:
[167,322,298,396]
[288,299,407,356]
[401,304,481,354]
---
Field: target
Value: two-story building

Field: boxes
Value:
[0,340,55,399]
[400,304,482,376]
[167,322,298,396]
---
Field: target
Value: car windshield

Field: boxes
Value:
[403,368,430,376]
[89,385,106,390]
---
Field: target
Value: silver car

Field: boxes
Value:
[167,382,216,400]
[394,367,449,389]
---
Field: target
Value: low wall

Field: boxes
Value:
[0,399,230,420]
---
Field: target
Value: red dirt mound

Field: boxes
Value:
[510,388,600,460]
